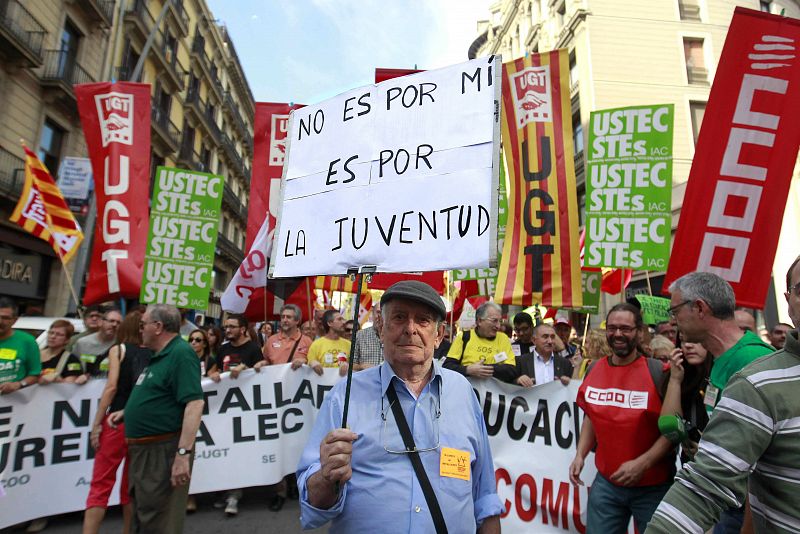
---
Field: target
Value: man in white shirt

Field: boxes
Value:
[515,324,573,387]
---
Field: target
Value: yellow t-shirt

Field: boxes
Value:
[307,337,352,368]
[447,331,516,367]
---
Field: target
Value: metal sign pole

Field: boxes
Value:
[340,265,376,429]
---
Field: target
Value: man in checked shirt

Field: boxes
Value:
[352,303,383,371]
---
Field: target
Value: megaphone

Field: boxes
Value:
[658,414,688,444]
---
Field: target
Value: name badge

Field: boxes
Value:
[324,353,334,364]
[511,345,521,356]
[80,354,97,364]
[272,342,281,349]
[0,348,17,360]
[704,384,719,408]
[494,351,508,363]
[440,447,470,481]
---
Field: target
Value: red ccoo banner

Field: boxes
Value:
[663,8,800,307]
[75,83,150,305]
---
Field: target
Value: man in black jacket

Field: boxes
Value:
[515,323,573,388]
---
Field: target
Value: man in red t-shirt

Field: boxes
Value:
[569,303,674,532]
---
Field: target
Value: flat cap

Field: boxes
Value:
[380,280,446,320]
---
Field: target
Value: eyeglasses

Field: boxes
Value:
[189,337,204,343]
[668,300,692,318]
[380,392,441,454]
[787,283,800,297]
[607,325,637,334]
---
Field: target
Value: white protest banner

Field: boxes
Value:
[471,378,595,533]
[57,157,93,200]
[270,57,502,278]
[0,365,340,528]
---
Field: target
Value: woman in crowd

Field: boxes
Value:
[300,320,316,339]
[649,334,675,362]
[189,328,220,382]
[82,311,152,534]
[661,340,712,464]
[206,325,223,357]
[572,328,611,379]
[186,328,219,513]
[38,320,85,384]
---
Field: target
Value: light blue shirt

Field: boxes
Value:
[297,360,504,532]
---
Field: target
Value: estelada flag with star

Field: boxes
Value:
[10,145,84,263]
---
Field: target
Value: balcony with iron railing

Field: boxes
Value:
[40,50,95,101]
[124,0,185,90]
[221,132,243,175]
[222,181,247,223]
[167,0,189,36]
[215,231,244,266]
[185,85,222,144]
[178,139,209,174]
[191,36,222,98]
[0,0,46,67]
[151,107,181,154]
[0,145,25,202]
[76,0,115,27]
[224,92,250,145]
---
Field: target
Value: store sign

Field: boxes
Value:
[0,248,42,298]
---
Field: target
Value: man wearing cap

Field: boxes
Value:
[297,281,503,533]
[554,317,576,360]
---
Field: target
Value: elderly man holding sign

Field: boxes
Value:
[297,281,503,533]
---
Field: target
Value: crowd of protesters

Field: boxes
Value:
[1,256,799,532]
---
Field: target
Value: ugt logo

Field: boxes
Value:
[510,65,552,128]
[94,92,134,147]
[269,114,289,167]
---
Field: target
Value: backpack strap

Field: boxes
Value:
[645,356,668,398]
[459,330,471,361]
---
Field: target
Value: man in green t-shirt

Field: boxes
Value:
[667,271,773,533]
[108,304,203,532]
[0,297,41,394]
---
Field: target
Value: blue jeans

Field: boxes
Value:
[587,473,672,533]
[713,506,744,534]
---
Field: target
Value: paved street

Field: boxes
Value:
[2,488,327,533]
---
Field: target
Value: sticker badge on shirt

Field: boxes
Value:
[323,352,334,364]
[0,348,17,360]
[440,447,470,481]
[511,345,521,356]
[272,342,281,349]
[494,351,508,363]
[704,384,720,408]
[80,354,97,364]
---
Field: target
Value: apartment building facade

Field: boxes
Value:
[0,0,254,320]
[471,0,800,325]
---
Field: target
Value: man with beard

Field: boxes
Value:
[74,308,122,376]
[569,303,674,532]
[444,302,517,383]
[515,323,573,388]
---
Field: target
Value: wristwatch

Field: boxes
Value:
[18,380,28,389]
[177,447,192,456]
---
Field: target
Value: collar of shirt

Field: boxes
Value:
[273,330,301,343]
[534,350,554,364]
[379,360,442,399]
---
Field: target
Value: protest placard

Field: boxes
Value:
[585,104,674,271]
[269,57,502,278]
[140,166,223,308]
[636,294,671,324]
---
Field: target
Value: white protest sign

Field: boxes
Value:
[57,157,93,199]
[471,378,596,533]
[270,57,502,277]
[0,366,340,528]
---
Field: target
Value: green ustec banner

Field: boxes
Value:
[141,166,224,308]
[584,104,673,271]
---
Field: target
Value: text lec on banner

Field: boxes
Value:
[269,57,502,278]
[663,8,800,307]
[74,82,151,305]
[585,104,674,271]
[140,166,223,308]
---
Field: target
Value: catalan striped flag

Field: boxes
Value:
[10,146,83,263]
[495,50,583,307]
[313,275,367,293]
